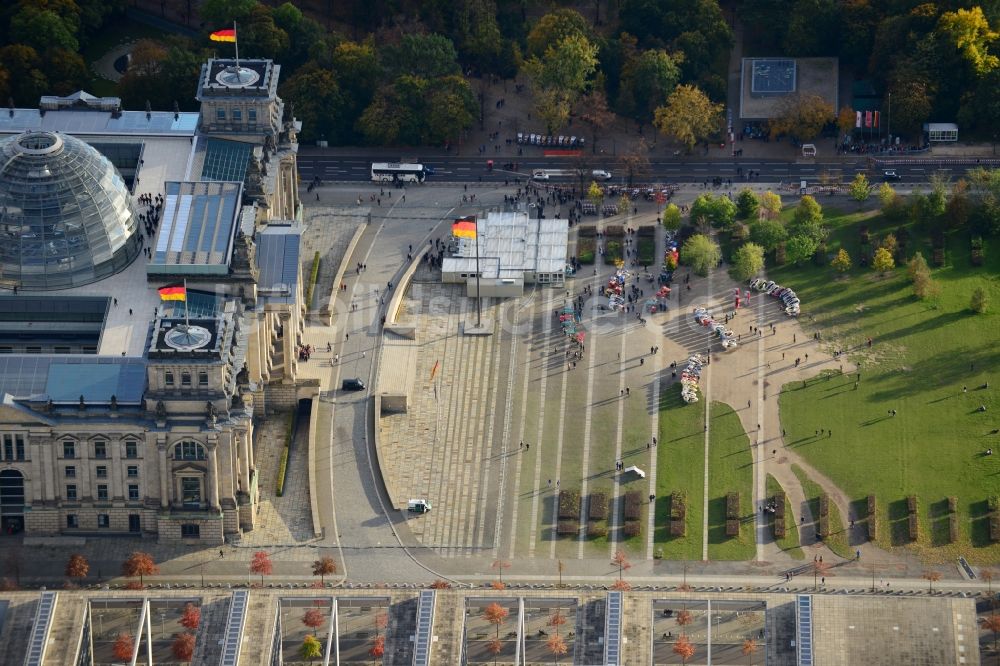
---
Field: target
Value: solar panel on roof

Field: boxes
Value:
[605,591,622,665]
[201,138,252,182]
[413,589,435,666]
[24,591,57,666]
[796,594,814,666]
[220,590,249,666]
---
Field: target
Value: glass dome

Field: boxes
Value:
[0,131,140,290]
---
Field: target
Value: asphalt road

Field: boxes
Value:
[297,153,985,185]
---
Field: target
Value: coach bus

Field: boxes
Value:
[370,162,427,183]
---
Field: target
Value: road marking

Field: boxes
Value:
[506,301,535,561]
[526,298,554,557]
[608,326,628,560]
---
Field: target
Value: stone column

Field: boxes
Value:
[30,442,43,503]
[280,310,294,381]
[157,436,169,508]
[110,435,124,501]
[239,431,251,496]
[207,441,220,511]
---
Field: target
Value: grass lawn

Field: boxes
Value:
[706,402,756,560]
[655,383,705,559]
[766,474,805,559]
[791,464,852,560]
[604,240,624,265]
[772,201,1000,563]
[637,237,656,265]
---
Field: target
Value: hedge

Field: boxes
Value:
[726,492,740,520]
[589,493,609,521]
[725,519,739,537]
[558,490,580,520]
[670,491,687,536]
[908,514,919,541]
[867,494,876,518]
[948,514,958,544]
[988,495,999,513]
[818,515,830,539]
[774,491,785,520]
[623,520,641,538]
[818,494,829,518]
[623,491,643,521]
[587,522,608,538]
[947,496,957,514]
[557,520,579,536]
[907,495,918,514]
[577,237,596,264]
[305,250,321,309]
[990,513,1000,542]
[867,493,877,542]
[604,240,623,265]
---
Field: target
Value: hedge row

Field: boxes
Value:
[587,522,607,538]
[989,496,1000,542]
[907,495,919,542]
[818,514,830,539]
[948,514,958,544]
[947,496,957,514]
[305,250,321,309]
[624,520,641,538]
[772,491,786,539]
[726,492,740,519]
[867,494,877,542]
[589,492,609,521]
[818,494,829,518]
[670,491,686,536]
[624,491,643,521]
[558,490,580,520]
[276,410,297,497]
[557,520,579,536]
[907,494,918,514]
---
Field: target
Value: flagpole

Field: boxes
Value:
[475,215,482,327]
[183,278,190,329]
[233,21,240,70]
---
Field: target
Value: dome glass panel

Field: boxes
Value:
[0,131,140,290]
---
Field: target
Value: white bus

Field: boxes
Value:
[371,162,427,183]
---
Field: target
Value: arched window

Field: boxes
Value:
[173,441,206,461]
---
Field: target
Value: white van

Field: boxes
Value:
[407,499,432,513]
[532,170,550,181]
[592,170,612,181]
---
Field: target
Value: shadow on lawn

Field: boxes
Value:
[866,343,1000,401]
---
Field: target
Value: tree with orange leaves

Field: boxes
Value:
[179,602,201,630]
[113,633,135,662]
[368,634,385,660]
[311,556,336,585]
[611,579,632,591]
[676,608,693,626]
[982,614,1000,652]
[548,610,567,635]
[429,579,451,589]
[487,637,503,663]
[65,554,89,582]
[250,551,273,586]
[742,637,759,665]
[172,633,196,661]
[611,550,631,582]
[121,551,158,586]
[673,633,696,664]
[491,559,511,588]
[302,608,325,630]
[546,633,569,659]
[922,570,942,592]
[482,602,509,641]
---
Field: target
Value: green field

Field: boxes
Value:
[706,402,756,560]
[791,464,852,560]
[655,384,705,559]
[771,203,1000,564]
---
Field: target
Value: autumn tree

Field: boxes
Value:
[300,634,323,661]
[312,556,336,584]
[653,85,722,152]
[303,608,325,631]
[673,634,696,664]
[121,551,158,586]
[947,180,972,229]
[769,94,834,142]
[429,579,451,589]
[180,603,201,631]
[759,191,783,220]
[878,182,897,208]
[676,609,693,626]
[587,181,604,209]
[368,634,385,660]
[872,247,895,274]
[172,633,196,662]
[491,559,511,588]
[982,614,1000,652]
[617,139,651,186]
[546,634,569,659]
[487,637,503,662]
[831,248,852,273]
[849,173,872,202]
[982,568,995,597]
[65,554,89,582]
[731,243,765,281]
[618,49,681,124]
[662,204,682,232]
[681,234,722,276]
[526,9,590,59]
[923,570,942,592]
[482,602,509,640]
[742,637,760,665]
[836,106,856,137]
[113,633,135,662]
[250,551,273,586]
[549,610,567,636]
[611,550,631,582]
[936,7,999,76]
[577,89,613,154]
[525,34,598,132]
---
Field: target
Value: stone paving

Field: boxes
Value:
[300,206,368,314]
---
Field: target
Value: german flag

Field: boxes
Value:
[452,217,477,239]
[210,29,237,43]
[158,284,187,301]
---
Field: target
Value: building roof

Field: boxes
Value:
[200,138,253,181]
[148,181,242,276]
[256,225,302,305]
[197,59,280,100]
[0,131,141,290]
[0,108,199,137]
[0,355,145,404]
[441,212,568,280]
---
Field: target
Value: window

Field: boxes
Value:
[93,441,107,459]
[248,108,257,123]
[216,107,226,121]
[181,477,201,508]
[65,484,77,501]
[54,346,71,354]
[181,372,191,387]
[198,372,208,387]
[63,441,75,459]
[66,514,78,528]
[97,514,109,528]
[97,484,108,501]
[96,466,107,479]
[232,108,242,121]
[181,524,200,538]
[0,346,11,353]
[165,371,174,387]
[25,346,41,354]
[3,435,12,460]
[174,441,206,461]
[125,441,138,459]
[15,435,24,461]
[64,466,76,478]
[128,484,140,501]
[127,465,139,478]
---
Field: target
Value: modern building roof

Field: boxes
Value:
[0,355,145,404]
[201,138,253,181]
[442,211,568,280]
[148,181,241,276]
[0,131,141,290]
[256,224,302,305]
[0,108,199,137]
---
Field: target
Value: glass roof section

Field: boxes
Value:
[0,131,140,290]
[201,138,252,181]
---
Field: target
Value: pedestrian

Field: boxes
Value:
[526,443,530,450]
[219,549,224,559]
[362,351,366,358]
[626,387,631,396]
[748,400,751,408]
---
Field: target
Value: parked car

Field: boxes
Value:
[341,378,366,391]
